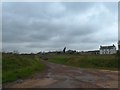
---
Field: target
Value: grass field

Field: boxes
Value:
[2,53,45,83]
[48,54,118,70]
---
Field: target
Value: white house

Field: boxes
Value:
[100,44,116,54]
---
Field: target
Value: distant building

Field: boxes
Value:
[100,44,116,54]
[87,50,99,55]
[79,50,99,55]
[66,50,76,54]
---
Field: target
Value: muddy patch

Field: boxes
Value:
[9,78,58,88]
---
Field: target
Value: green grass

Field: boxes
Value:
[2,53,45,83]
[48,54,118,70]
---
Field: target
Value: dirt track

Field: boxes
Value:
[4,60,118,88]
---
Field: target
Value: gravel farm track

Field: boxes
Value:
[3,60,118,88]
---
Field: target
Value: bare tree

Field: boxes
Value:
[63,47,66,53]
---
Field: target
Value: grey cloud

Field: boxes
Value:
[2,2,118,53]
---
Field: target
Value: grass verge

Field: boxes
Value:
[48,54,118,70]
[2,53,45,83]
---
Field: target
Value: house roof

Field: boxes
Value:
[100,45,115,49]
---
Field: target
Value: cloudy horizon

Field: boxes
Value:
[2,2,118,53]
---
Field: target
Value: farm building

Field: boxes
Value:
[100,44,116,54]
[87,50,99,55]
[79,50,99,55]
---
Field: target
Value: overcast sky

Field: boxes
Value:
[2,2,118,53]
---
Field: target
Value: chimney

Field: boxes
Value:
[113,44,115,46]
